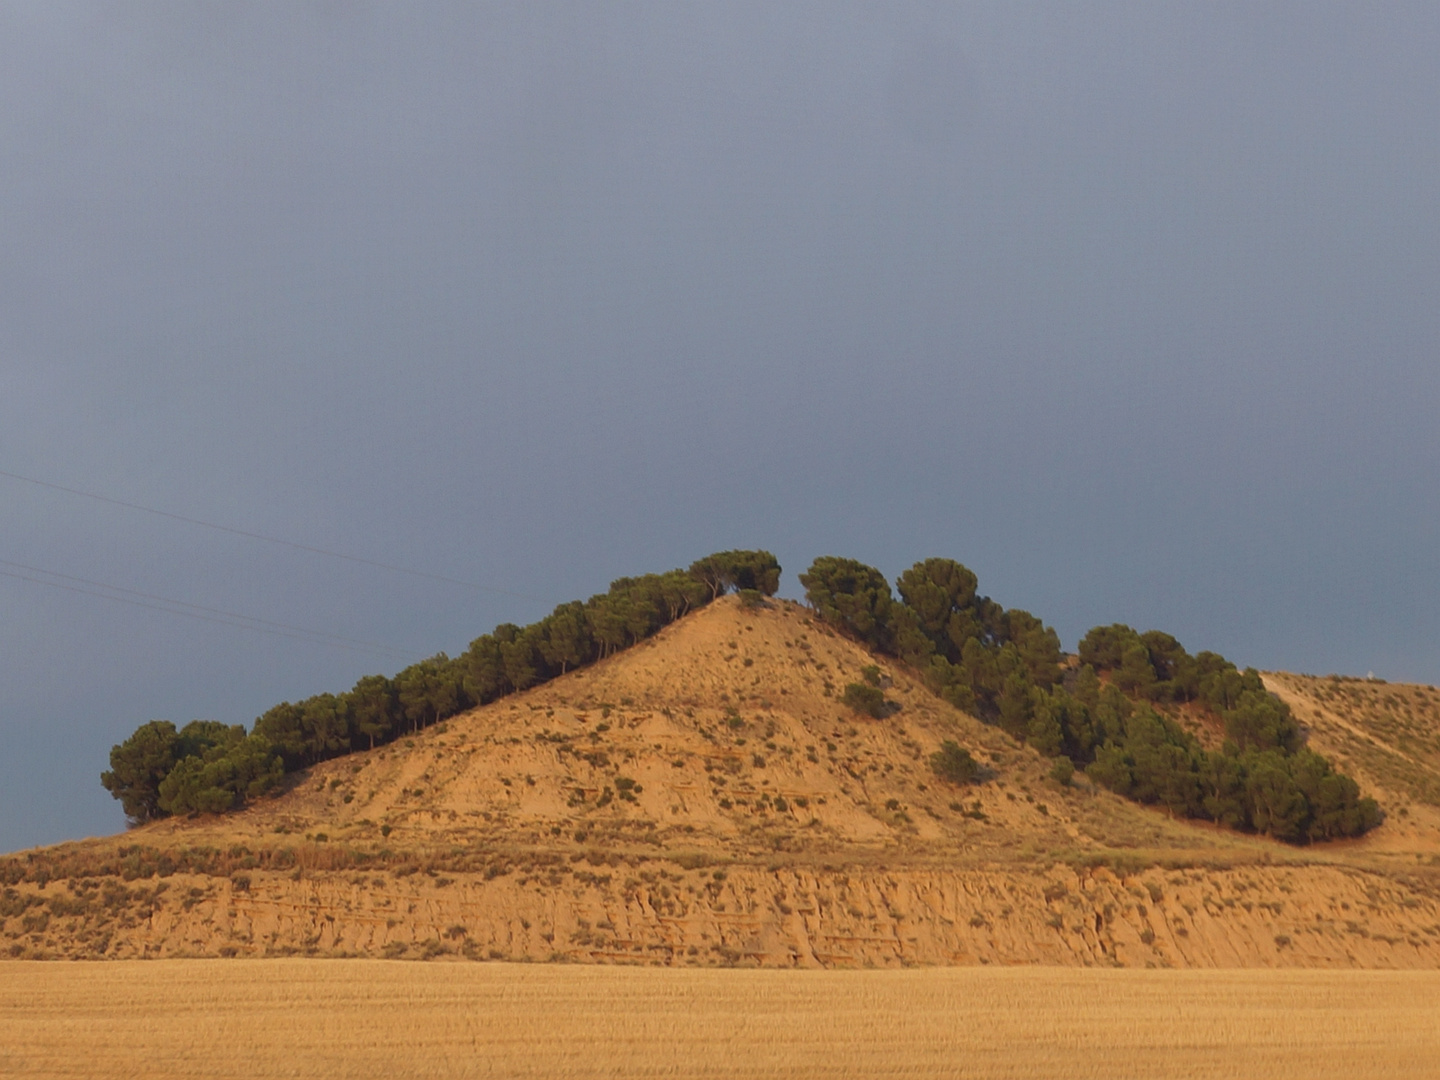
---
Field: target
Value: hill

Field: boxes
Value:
[4,596,1440,966]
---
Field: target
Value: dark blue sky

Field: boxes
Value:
[4,3,1437,852]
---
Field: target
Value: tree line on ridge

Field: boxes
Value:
[100,550,780,824]
[101,548,1379,846]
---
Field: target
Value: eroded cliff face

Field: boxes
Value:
[6,599,1440,967]
[7,859,1439,969]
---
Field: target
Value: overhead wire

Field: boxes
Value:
[0,467,543,602]
[0,561,421,663]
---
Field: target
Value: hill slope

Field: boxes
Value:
[1265,673,1440,857]
[5,598,1440,967]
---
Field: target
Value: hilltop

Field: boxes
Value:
[4,594,1440,967]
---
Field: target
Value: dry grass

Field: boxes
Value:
[1273,674,1440,807]
[3,961,1440,1078]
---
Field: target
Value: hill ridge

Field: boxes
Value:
[5,596,1440,966]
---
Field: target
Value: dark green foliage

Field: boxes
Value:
[100,721,181,825]
[300,693,352,761]
[1223,689,1302,753]
[1080,624,1190,701]
[802,553,1378,847]
[841,682,886,718]
[1076,624,1133,670]
[1007,610,1063,687]
[191,725,280,812]
[731,552,782,597]
[1232,748,1382,842]
[1292,752,1383,840]
[537,601,592,675]
[930,741,980,785]
[145,722,283,818]
[1241,751,1309,841]
[888,558,1065,733]
[1078,623,1305,750]
[688,550,781,600]
[801,553,1065,735]
[1049,756,1075,787]
[1048,624,1378,842]
[252,702,307,771]
[155,756,233,815]
[799,557,894,649]
[101,551,776,824]
[1086,706,1208,817]
[351,674,397,750]
[895,558,978,646]
[1062,679,1380,841]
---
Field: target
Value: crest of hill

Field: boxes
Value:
[52,598,1440,867]
[123,596,1277,861]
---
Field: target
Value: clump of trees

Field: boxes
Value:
[688,550,782,601]
[1068,624,1379,842]
[801,555,1380,844]
[100,720,285,822]
[102,550,780,824]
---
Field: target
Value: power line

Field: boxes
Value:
[0,467,542,602]
[0,558,418,659]
[0,563,421,663]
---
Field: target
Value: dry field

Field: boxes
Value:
[3,961,1439,1079]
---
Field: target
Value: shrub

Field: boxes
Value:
[1050,757,1075,787]
[842,683,886,719]
[930,741,980,785]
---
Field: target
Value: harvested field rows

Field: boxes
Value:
[3,961,1439,1078]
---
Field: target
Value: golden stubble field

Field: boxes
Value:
[3,961,1439,1079]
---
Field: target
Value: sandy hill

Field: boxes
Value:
[5,597,1440,967]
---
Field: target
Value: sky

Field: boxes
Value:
[3,2,1438,853]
